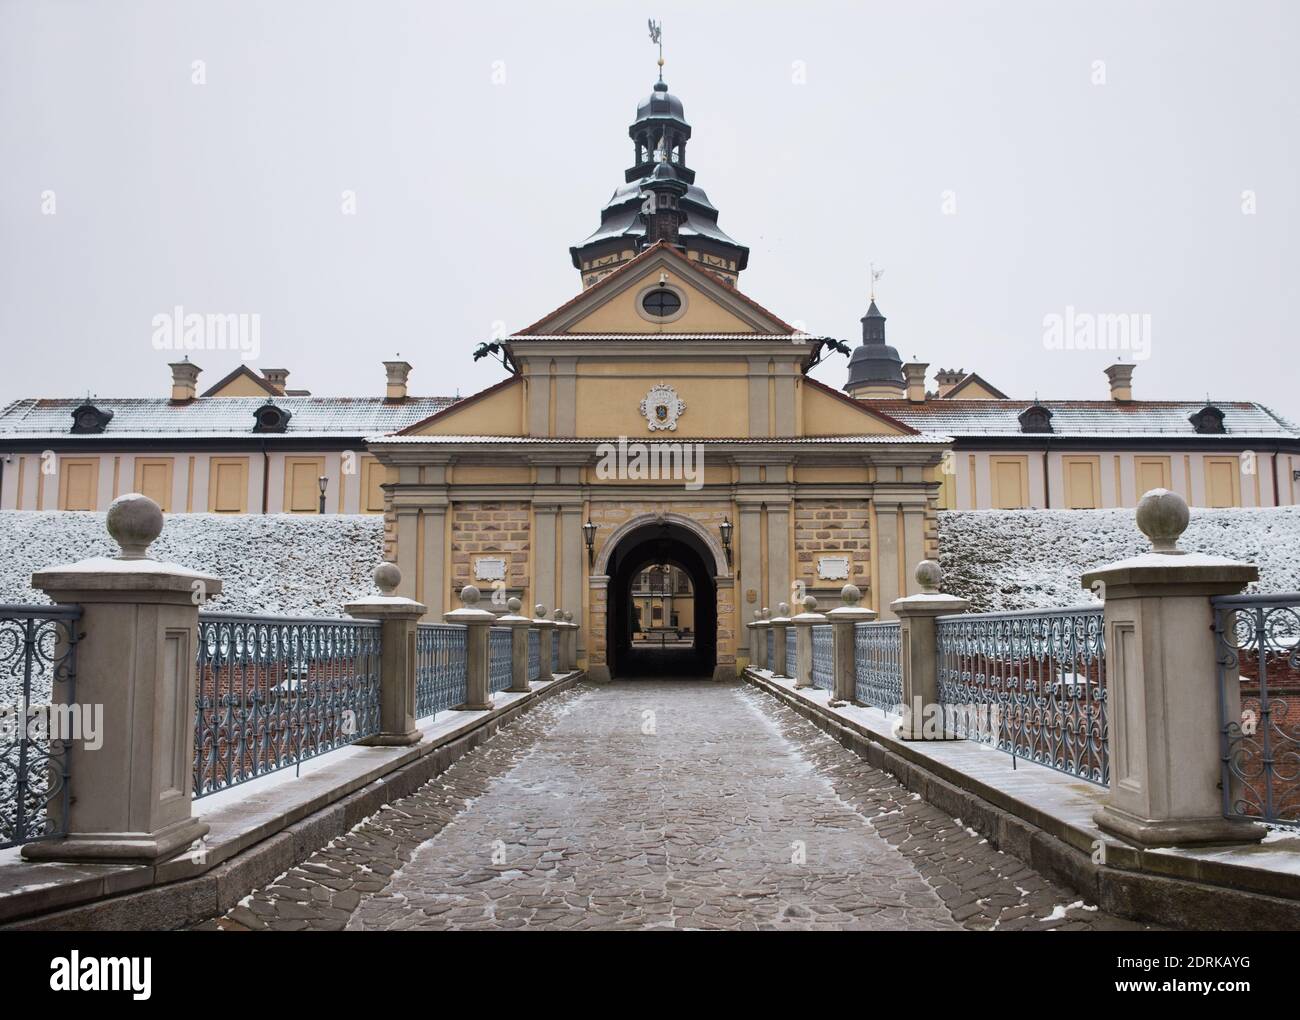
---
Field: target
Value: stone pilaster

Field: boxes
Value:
[791,596,826,689]
[827,584,876,704]
[345,562,426,746]
[444,585,495,711]
[25,494,221,864]
[1085,489,1264,847]
[892,561,968,740]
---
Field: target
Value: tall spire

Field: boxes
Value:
[569,48,749,289]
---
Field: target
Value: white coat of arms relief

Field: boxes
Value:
[639,382,686,432]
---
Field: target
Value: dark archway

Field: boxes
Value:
[607,520,716,679]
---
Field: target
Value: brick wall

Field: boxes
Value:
[793,500,871,592]
[450,501,531,594]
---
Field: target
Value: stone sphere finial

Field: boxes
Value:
[461,584,481,607]
[507,596,522,613]
[760,607,770,620]
[373,561,401,595]
[553,608,564,622]
[802,595,818,612]
[778,601,789,616]
[1136,488,1189,554]
[916,559,942,593]
[534,603,546,619]
[564,610,574,623]
[106,493,164,560]
[840,583,861,606]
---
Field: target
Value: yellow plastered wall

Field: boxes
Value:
[284,456,325,513]
[563,269,757,334]
[1062,455,1101,509]
[208,457,249,512]
[207,374,273,397]
[1134,456,1171,497]
[990,455,1029,509]
[360,456,392,514]
[801,382,909,437]
[1204,456,1241,507]
[409,377,524,436]
[58,458,98,510]
[574,360,750,437]
[134,457,174,511]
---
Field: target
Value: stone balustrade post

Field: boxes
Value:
[769,602,791,679]
[749,609,769,671]
[345,562,426,746]
[892,561,969,741]
[1084,489,1264,847]
[792,596,827,690]
[498,597,534,694]
[24,494,222,864]
[552,608,569,674]
[533,604,555,683]
[444,585,495,711]
[828,584,876,704]
[561,610,578,673]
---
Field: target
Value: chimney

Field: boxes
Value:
[169,359,201,402]
[384,360,412,401]
[1105,362,1134,401]
[903,361,929,403]
[261,368,289,395]
[935,368,965,397]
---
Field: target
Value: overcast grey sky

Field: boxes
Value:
[1,0,1296,417]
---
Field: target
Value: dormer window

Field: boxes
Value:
[1189,404,1226,434]
[69,402,113,434]
[1018,403,1054,434]
[252,402,292,433]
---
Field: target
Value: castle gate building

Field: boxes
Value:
[373,223,946,680]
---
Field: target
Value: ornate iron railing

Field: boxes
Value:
[194,613,381,798]
[785,628,797,678]
[1213,593,1300,826]
[552,629,561,674]
[489,627,512,693]
[855,621,902,712]
[528,628,541,681]
[0,605,81,850]
[766,628,775,669]
[936,606,1107,785]
[811,625,834,691]
[416,623,467,719]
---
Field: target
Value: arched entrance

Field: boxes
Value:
[605,519,718,678]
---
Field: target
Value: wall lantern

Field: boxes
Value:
[583,519,597,568]
[719,517,733,568]
[318,475,328,514]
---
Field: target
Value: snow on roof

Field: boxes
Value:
[0,395,460,441]
[367,433,951,445]
[869,399,1300,440]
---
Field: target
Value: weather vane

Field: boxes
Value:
[648,19,664,80]
[870,262,884,300]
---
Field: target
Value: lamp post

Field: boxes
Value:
[583,518,597,568]
[318,475,328,514]
[719,517,733,568]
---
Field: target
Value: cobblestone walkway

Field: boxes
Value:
[200,681,1157,931]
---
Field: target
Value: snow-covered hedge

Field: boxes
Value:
[2,505,1298,619]
[939,506,1300,613]
[0,511,384,616]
